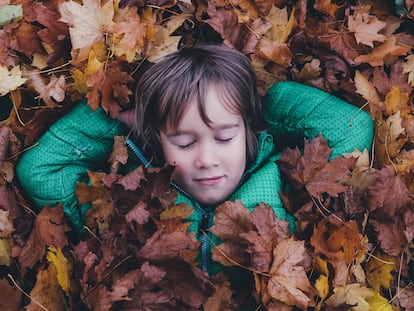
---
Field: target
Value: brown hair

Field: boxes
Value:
[134,43,264,165]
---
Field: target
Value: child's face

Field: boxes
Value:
[160,87,247,205]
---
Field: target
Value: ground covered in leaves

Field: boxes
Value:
[1,0,414,310]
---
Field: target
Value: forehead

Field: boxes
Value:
[170,87,242,131]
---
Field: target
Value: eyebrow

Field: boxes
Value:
[166,123,240,137]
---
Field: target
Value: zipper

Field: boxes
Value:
[125,138,211,272]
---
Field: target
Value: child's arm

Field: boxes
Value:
[262,81,374,159]
[15,101,129,229]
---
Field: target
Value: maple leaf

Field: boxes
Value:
[0,65,27,96]
[108,136,128,174]
[46,246,71,293]
[26,264,67,311]
[325,283,373,311]
[12,21,45,59]
[384,85,410,116]
[365,165,413,217]
[402,54,414,87]
[0,278,21,310]
[264,6,295,44]
[145,15,185,62]
[111,6,146,62]
[366,253,395,291]
[311,217,364,264]
[355,36,411,67]
[34,74,66,107]
[266,237,316,309]
[278,135,356,198]
[0,237,11,265]
[0,209,13,237]
[138,228,199,262]
[58,0,115,64]
[27,2,70,63]
[86,65,133,118]
[314,0,338,17]
[0,125,18,185]
[354,70,385,115]
[86,269,141,309]
[76,170,115,231]
[369,218,408,256]
[347,12,387,47]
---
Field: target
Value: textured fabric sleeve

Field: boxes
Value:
[15,101,129,229]
[262,81,374,159]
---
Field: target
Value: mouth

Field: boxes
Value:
[194,176,224,186]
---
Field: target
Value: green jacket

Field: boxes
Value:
[16,81,373,270]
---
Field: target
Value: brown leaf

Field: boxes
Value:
[310,217,364,264]
[0,277,21,310]
[278,135,356,197]
[138,228,199,262]
[108,135,128,174]
[76,170,115,231]
[365,166,413,217]
[86,65,133,118]
[266,238,315,309]
[26,264,66,311]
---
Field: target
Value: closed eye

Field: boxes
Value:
[177,141,195,149]
[216,137,233,143]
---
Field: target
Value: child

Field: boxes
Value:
[16,43,374,274]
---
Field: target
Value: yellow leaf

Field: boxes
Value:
[71,68,88,94]
[325,283,373,311]
[384,86,410,116]
[402,54,414,87]
[315,274,329,310]
[264,6,295,44]
[26,263,66,311]
[46,246,71,293]
[367,253,395,291]
[0,238,12,266]
[0,65,27,96]
[366,291,393,311]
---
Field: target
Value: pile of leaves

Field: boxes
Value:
[1,0,414,309]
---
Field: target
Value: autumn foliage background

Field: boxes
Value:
[1,0,414,309]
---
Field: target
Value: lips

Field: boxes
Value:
[195,176,223,186]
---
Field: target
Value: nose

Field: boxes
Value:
[195,143,218,168]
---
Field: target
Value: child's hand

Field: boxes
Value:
[117,108,136,128]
